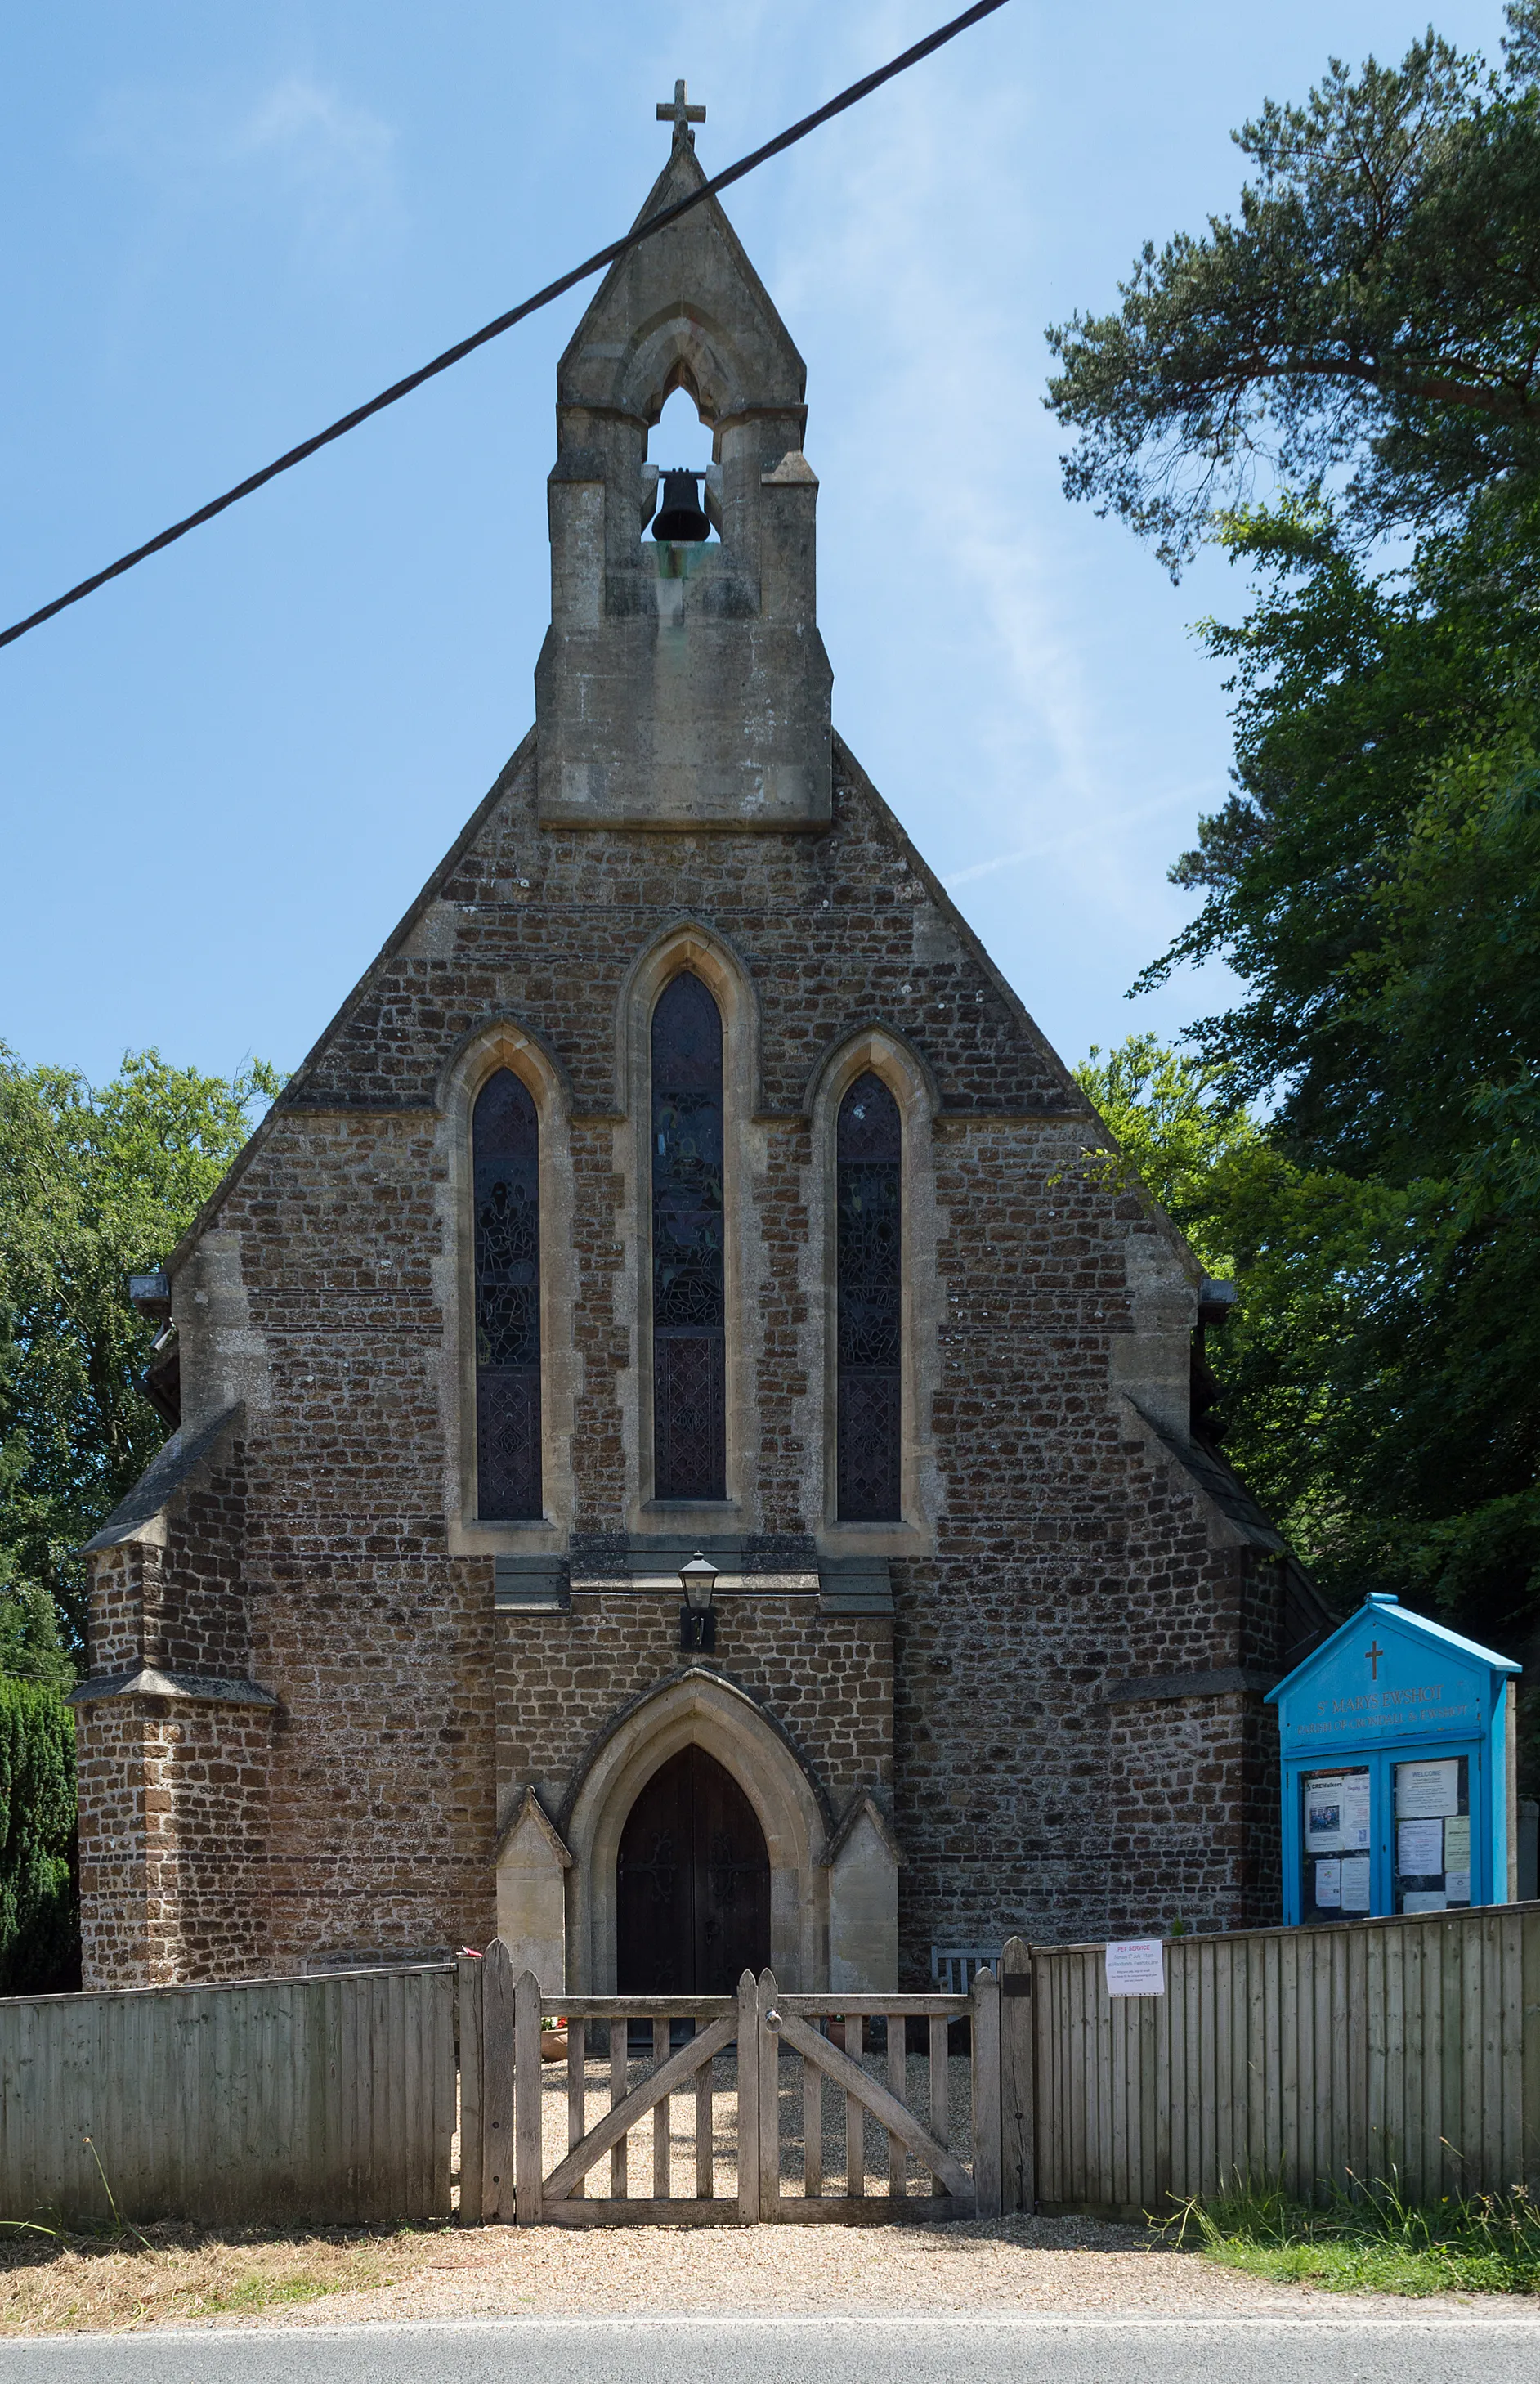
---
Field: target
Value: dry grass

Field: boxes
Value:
[0,2222,445,2336]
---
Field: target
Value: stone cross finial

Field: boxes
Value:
[657,78,705,149]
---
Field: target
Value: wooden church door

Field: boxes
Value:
[616,1745,771,1995]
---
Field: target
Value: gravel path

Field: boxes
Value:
[231,2050,1525,2330]
[217,2216,1526,2329]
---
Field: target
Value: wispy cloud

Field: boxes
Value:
[88,73,398,262]
[714,0,1242,1000]
[942,782,1224,889]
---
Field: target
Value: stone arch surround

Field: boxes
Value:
[434,1017,579,1557]
[611,920,766,1529]
[803,1023,945,1556]
[560,1667,829,1991]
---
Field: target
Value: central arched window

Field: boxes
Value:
[651,971,726,1499]
[473,1069,542,1518]
[836,1072,902,1521]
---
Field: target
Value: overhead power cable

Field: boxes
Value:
[1,0,1010,654]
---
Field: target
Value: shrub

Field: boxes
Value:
[0,1676,78,1994]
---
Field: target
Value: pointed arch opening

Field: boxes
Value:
[651,971,726,1501]
[562,1666,829,1989]
[616,1743,770,1996]
[473,1068,542,1519]
[836,1073,902,1521]
[807,1024,942,1551]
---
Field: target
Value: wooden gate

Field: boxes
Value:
[460,1943,1003,2225]
[756,1972,994,2221]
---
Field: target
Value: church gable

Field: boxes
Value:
[265,730,1088,1124]
[74,87,1305,1996]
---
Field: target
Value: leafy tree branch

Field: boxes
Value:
[1046,8,1540,570]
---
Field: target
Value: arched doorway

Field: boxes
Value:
[616,1745,770,1995]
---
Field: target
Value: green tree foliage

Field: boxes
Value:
[1130,489,1540,1665]
[1046,8,1540,570]
[1053,10,1540,1780]
[0,1584,76,1694]
[1073,1035,1260,1280]
[1149,491,1540,1160]
[0,1677,78,1993]
[1084,1026,1540,1782]
[0,1048,279,1655]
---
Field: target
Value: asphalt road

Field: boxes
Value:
[2,2315,1538,2384]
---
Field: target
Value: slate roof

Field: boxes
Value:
[78,1403,243,1553]
[1136,1404,1286,1553]
[1133,1400,1335,1661]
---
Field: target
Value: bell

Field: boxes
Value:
[652,468,710,543]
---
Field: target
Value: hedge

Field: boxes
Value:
[0,1676,78,1993]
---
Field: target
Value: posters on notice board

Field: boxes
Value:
[1104,1939,1166,1996]
[1314,1857,1342,1907]
[1340,1854,1372,1911]
[1398,1817,1445,1876]
[1305,1771,1370,1851]
[1305,1793,1342,1851]
[1396,1759,1459,1819]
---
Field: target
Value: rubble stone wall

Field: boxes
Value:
[77,739,1292,1987]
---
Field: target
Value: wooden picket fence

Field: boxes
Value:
[0,1965,455,2225]
[2,1902,1534,2228]
[1027,1902,1540,2216]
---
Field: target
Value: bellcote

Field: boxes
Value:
[534,116,833,832]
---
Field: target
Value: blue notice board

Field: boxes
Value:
[1267,1593,1520,1925]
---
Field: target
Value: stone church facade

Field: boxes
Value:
[72,117,1327,1993]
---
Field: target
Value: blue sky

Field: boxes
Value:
[1,0,1508,1092]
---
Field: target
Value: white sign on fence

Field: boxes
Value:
[1104,1938,1166,1996]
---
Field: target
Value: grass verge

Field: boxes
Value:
[1164,2174,1540,2296]
[0,2220,445,2333]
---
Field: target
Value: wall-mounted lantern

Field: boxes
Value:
[678,1552,719,1654]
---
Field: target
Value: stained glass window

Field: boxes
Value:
[837,1073,902,1521]
[473,1069,542,1518]
[651,972,726,1499]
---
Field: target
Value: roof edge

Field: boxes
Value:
[1123,1396,1292,1557]
[163,728,537,1281]
[830,733,1213,1290]
[78,1402,245,1554]
[1266,1595,1523,1701]
[68,1666,276,1709]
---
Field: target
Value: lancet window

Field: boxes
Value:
[473,1069,542,1519]
[651,971,727,1500]
[836,1072,902,1521]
